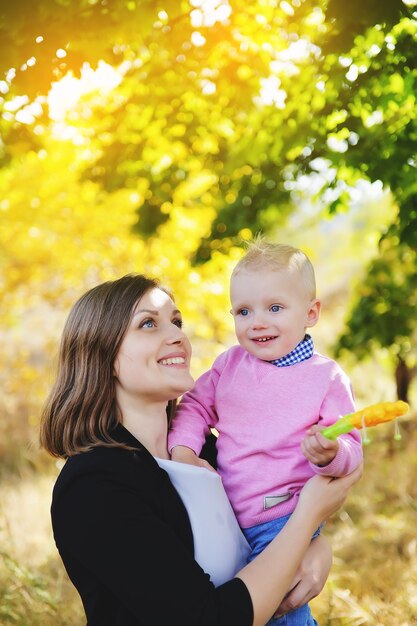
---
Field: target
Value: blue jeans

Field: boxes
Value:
[243,514,321,626]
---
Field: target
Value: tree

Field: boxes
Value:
[2,0,417,408]
[2,1,416,250]
[314,5,417,400]
[335,236,417,402]
[307,5,417,248]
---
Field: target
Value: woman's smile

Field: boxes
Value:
[158,353,188,366]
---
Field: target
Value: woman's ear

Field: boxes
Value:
[305,299,321,328]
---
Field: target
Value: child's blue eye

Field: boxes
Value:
[270,305,282,313]
[239,308,249,316]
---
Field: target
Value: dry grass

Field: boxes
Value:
[0,469,83,625]
[311,421,417,625]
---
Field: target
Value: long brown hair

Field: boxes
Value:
[40,274,163,458]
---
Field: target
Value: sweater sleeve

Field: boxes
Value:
[310,367,363,477]
[168,353,225,455]
[52,458,253,626]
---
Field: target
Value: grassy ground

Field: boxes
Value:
[0,471,83,625]
[1,419,416,625]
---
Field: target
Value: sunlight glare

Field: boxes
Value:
[254,76,287,108]
[280,2,295,17]
[4,95,29,112]
[48,61,123,121]
[191,32,206,46]
[15,101,43,125]
[190,0,231,27]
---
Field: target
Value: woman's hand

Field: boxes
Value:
[273,535,332,617]
[297,463,363,527]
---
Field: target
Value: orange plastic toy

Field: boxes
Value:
[322,400,409,442]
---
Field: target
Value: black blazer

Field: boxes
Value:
[51,425,253,626]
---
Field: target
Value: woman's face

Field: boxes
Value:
[114,288,194,404]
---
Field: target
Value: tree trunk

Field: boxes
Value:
[388,357,416,455]
[395,357,415,403]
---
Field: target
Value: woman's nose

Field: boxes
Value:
[166,325,185,344]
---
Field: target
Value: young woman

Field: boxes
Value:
[40,274,361,626]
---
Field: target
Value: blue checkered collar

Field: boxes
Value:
[269,334,314,367]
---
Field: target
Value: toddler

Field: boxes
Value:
[169,238,363,626]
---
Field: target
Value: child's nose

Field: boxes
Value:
[251,313,268,329]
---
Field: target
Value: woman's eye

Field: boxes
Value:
[270,305,282,313]
[238,308,249,317]
[173,318,183,328]
[141,319,156,328]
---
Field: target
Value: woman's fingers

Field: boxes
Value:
[299,462,363,522]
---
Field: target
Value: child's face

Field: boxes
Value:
[230,268,320,361]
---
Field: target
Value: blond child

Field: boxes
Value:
[169,238,362,626]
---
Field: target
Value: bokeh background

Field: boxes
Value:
[1,1,417,624]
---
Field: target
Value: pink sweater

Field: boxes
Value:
[168,346,362,528]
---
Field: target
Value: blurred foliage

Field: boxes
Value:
[324,0,410,51]
[337,240,417,358]
[308,11,417,248]
[335,236,417,402]
[1,0,417,248]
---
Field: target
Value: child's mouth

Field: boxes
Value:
[253,336,276,343]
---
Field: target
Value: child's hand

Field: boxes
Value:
[301,425,339,467]
[171,445,217,472]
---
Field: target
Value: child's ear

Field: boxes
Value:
[305,299,321,328]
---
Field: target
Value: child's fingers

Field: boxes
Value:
[302,434,338,465]
[314,432,338,450]
[302,440,323,464]
[303,434,326,454]
[301,439,323,464]
[197,458,218,473]
[304,432,338,453]
[306,452,324,465]
[305,424,323,435]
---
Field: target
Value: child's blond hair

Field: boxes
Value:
[232,235,316,299]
